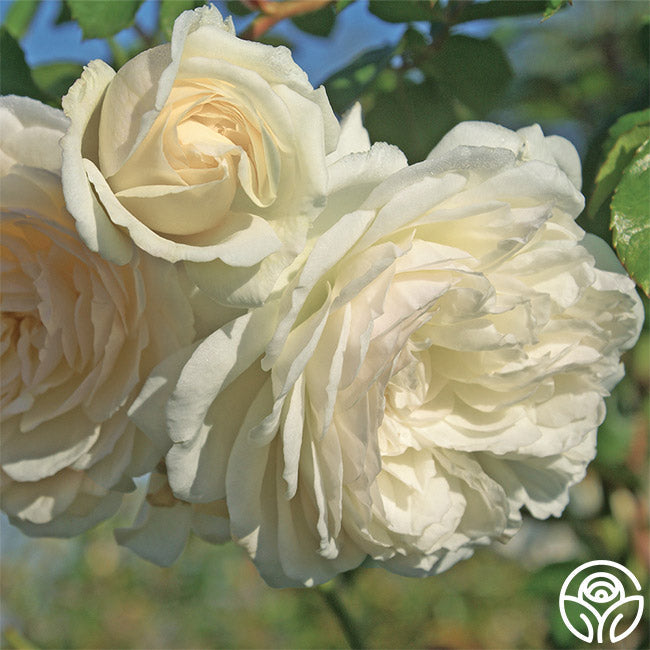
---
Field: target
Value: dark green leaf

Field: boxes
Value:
[0,27,48,101]
[589,122,650,217]
[542,0,571,21]
[55,1,73,24]
[324,45,396,114]
[66,0,143,39]
[401,26,429,53]
[335,0,354,13]
[258,35,293,50]
[291,4,336,38]
[611,139,650,295]
[364,77,456,163]
[32,63,84,100]
[368,0,440,23]
[3,0,40,39]
[425,35,512,114]
[640,17,649,62]
[160,0,204,40]
[225,1,252,16]
[453,0,548,23]
[588,109,650,219]
[505,77,574,120]
[595,394,636,469]
[107,37,129,69]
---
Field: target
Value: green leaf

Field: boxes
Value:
[258,35,294,50]
[425,35,512,114]
[595,394,636,469]
[542,0,571,21]
[611,139,650,296]
[66,0,143,39]
[324,45,396,114]
[32,62,84,100]
[589,122,650,217]
[107,36,130,69]
[453,0,548,23]
[291,4,336,38]
[525,561,577,598]
[335,0,354,13]
[225,1,252,16]
[0,27,48,102]
[368,0,441,23]
[364,77,456,163]
[2,0,40,39]
[55,1,73,24]
[401,26,429,53]
[640,17,650,62]
[160,0,204,40]
[603,108,650,154]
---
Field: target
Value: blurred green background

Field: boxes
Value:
[1,1,648,648]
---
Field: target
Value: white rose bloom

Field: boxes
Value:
[0,95,196,536]
[61,5,340,307]
[129,122,643,586]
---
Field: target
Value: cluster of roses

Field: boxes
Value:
[1,7,643,587]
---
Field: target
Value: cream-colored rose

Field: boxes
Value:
[128,122,642,586]
[0,95,196,536]
[61,6,340,306]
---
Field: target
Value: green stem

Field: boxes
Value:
[316,583,366,649]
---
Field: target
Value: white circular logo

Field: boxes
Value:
[559,560,644,644]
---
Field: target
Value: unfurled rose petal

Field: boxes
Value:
[61,5,342,307]
[129,121,642,587]
[114,468,230,567]
[0,95,197,537]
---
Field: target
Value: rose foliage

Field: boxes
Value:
[0,6,644,589]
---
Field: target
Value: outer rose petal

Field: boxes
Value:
[61,5,341,307]
[61,60,133,266]
[115,470,230,566]
[128,122,642,587]
[0,95,196,537]
[0,94,69,174]
[326,103,371,164]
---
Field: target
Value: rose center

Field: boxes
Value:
[165,88,262,188]
[379,343,438,457]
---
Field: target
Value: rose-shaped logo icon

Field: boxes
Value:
[559,560,644,644]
